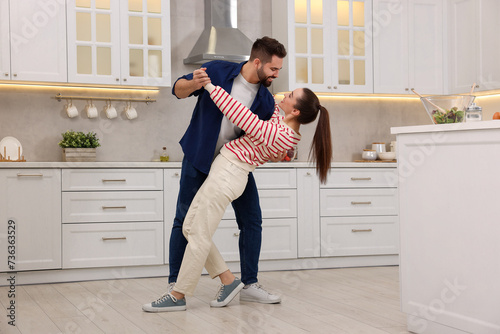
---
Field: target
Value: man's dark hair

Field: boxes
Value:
[249,36,287,64]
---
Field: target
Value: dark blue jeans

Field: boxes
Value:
[168,156,262,285]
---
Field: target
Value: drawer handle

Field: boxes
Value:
[351,201,372,205]
[102,206,127,209]
[102,179,127,182]
[352,229,373,233]
[17,173,43,177]
[102,237,127,241]
[351,177,371,181]
[233,232,240,237]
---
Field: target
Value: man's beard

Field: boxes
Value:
[257,66,275,87]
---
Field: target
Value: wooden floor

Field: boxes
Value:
[0,266,411,334]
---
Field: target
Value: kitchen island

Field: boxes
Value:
[392,121,500,334]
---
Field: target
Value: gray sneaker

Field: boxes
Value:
[142,292,186,312]
[209,277,244,307]
[240,283,281,304]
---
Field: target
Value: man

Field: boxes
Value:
[167,36,287,306]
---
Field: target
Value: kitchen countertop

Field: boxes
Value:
[391,119,500,134]
[0,161,397,169]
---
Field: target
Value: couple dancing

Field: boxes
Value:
[143,37,332,312]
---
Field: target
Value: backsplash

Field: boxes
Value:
[1,0,499,163]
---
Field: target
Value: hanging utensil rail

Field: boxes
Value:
[54,93,156,104]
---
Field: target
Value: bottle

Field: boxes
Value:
[160,147,169,162]
[466,102,482,122]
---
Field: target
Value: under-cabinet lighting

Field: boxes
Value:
[0,81,160,94]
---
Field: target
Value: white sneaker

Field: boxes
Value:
[239,283,281,304]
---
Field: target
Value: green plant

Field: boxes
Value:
[58,130,101,148]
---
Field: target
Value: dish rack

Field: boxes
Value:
[0,146,26,162]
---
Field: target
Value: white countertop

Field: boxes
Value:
[391,120,500,135]
[0,161,396,169]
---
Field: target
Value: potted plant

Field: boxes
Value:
[59,130,100,162]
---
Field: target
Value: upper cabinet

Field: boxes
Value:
[1,0,67,82]
[447,0,500,93]
[272,0,373,94]
[67,0,171,87]
[373,0,444,95]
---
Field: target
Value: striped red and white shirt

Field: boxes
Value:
[208,85,301,169]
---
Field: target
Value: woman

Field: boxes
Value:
[143,80,332,312]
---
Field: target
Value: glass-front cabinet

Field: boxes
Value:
[0,0,9,79]
[272,0,373,93]
[67,0,171,86]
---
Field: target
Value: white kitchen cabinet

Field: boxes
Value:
[319,168,399,257]
[0,0,67,82]
[212,168,298,261]
[61,169,164,269]
[447,0,500,93]
[0,169,61,271]
[373,0,444,94]
[272,0,373,94]
[296,168,320,258]
[67,0,171,86]
[163,168,181,264]
[0,0,9,79]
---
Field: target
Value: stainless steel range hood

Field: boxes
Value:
[183,0,254,65]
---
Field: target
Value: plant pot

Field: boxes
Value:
[62,148,96,162]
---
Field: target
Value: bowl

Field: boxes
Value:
[420,95,475,124]
[378,151,396,161]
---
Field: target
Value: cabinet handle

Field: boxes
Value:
[351,229,372,233]
[351,201,372,205]
[174,172,180,177]
[123,78,127,82]
[13,73,17,77]
[233,232,240,237]
[351,177,371,181]
[102,237,127,241]
[102,179,126,182]
[4,73,8,77]
[17,173,43,177]
[102,205,127,209]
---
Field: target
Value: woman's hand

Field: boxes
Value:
[269,150,287,162]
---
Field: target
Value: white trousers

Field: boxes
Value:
[173,154,250,296]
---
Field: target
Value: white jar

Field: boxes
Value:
[362,149,377,160]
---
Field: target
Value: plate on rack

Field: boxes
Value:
[0,136,23,160]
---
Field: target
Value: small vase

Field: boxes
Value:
[62,148,96,162]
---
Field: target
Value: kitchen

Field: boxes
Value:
[1,0,500,333]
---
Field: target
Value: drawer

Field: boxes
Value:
[212,218,298,261]
[321,216,399,256]
[322,168,397,188]
[222,189,297,220]
[253,168,296,189]
[62,222,163,268]
[320,188,398,217]
[62,169,163,191]
[62,191,163,223]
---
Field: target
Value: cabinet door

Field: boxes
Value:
[163,168,181,264]
[332,0,373,93]
[408,0,443,94]
[0,169,61,271]
[119,0,171,87]
[67,0,121,85]
[447,0,477,93]
[477,0,500,91]
[297,168,320,258]
[0,0,9,79]
[373,0,409,94]
[9,0,67,82]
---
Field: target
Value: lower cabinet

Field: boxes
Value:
[61,169,164,269]
[319,168,399,257]
[62,222,163,268]
[0,169,61,271]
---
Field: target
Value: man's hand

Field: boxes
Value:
[269,150,287,162]
[192,68,211,90]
